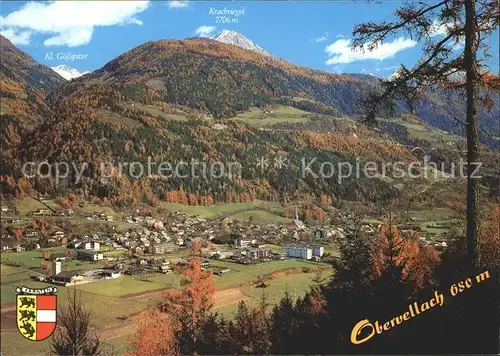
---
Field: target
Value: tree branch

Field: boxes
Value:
[352,0,448,49]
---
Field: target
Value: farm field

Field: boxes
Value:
[13,197,61,215]
[406,207,459,242]
[101,334,134,354]
[216,268,333,318]
[1,257,330,306]
[209,259,329,289]
[235,106,311,128]
[159,200,283,220]
[240,269,333,304]
[4,189,331,355]
[1,257,332,355]
[379,116,460,144]
[0,332,51,356]
[1,284,151,355]
[1,247,67,268]
[75,274,181,297]
[0,247,110,271]
[229,210,290,224]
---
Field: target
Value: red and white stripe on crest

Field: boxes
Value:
[36,295,57,341]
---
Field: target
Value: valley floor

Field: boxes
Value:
[0,259,330,355]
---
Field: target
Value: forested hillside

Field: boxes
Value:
[81,38,498,146]
[0,34,65,179]
[15,78,410,206]
[1,36,497,207]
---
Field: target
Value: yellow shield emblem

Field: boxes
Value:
[16,291,57,341]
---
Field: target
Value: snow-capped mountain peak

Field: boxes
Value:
[50,65,90,81]
[211,30,272,57]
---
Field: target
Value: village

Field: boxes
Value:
[0,198,366,282]
[0,199,452,292]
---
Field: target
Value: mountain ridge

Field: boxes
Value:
[2,35,498,206]
[211,29,272,57]
[50,64,90,81]
[0,34,65,94]
[84,37,498,146]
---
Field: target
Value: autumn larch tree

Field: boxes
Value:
[127,309,179,356]
[154,239,216,354]
[352,0,499,268]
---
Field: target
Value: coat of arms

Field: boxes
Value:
[16,286,58,341]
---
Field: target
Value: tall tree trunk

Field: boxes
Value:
[464,0,480,269]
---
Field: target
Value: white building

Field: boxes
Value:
[75,239,100,251]
[52,231,65,238]
[283,246,312,260]
[101,270,122,279]
[52,261,62,276]
[77,250,104,261]
[312,246,324,257]
[24,230,39,237]
[234,237,255,248]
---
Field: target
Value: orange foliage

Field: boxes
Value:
[57,193,77,209]
[131,240,215,354]
[31,219,52,231]
[181,239,215,310]
[160,243,213,313]
[373,220,404,277]
[480,73,500,91]
[299,131,415,163]
[56,197,70,209]
[136,38,364,85]
[373,218,440,290]
[164,190,215,206]
[318,194,333,206]
[188,193,198,205]
[127,310,179,356]
[400,234,441,290]
[14,230,23,241]
[310,296,327,316]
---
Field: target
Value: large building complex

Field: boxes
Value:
[283,246,312,260]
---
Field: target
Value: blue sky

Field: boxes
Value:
[1,1,498,77]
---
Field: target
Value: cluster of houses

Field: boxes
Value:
[113,227,175,255]
[112,213,221,255]
[2,207,396,272]
[86,211,113,222]
[49,239,103,262]
[1,207,411,290]
[28,208,74,217]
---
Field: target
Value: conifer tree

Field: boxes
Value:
[50,288,101,356]
[352,0,500,268]
[269,292,296,354]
